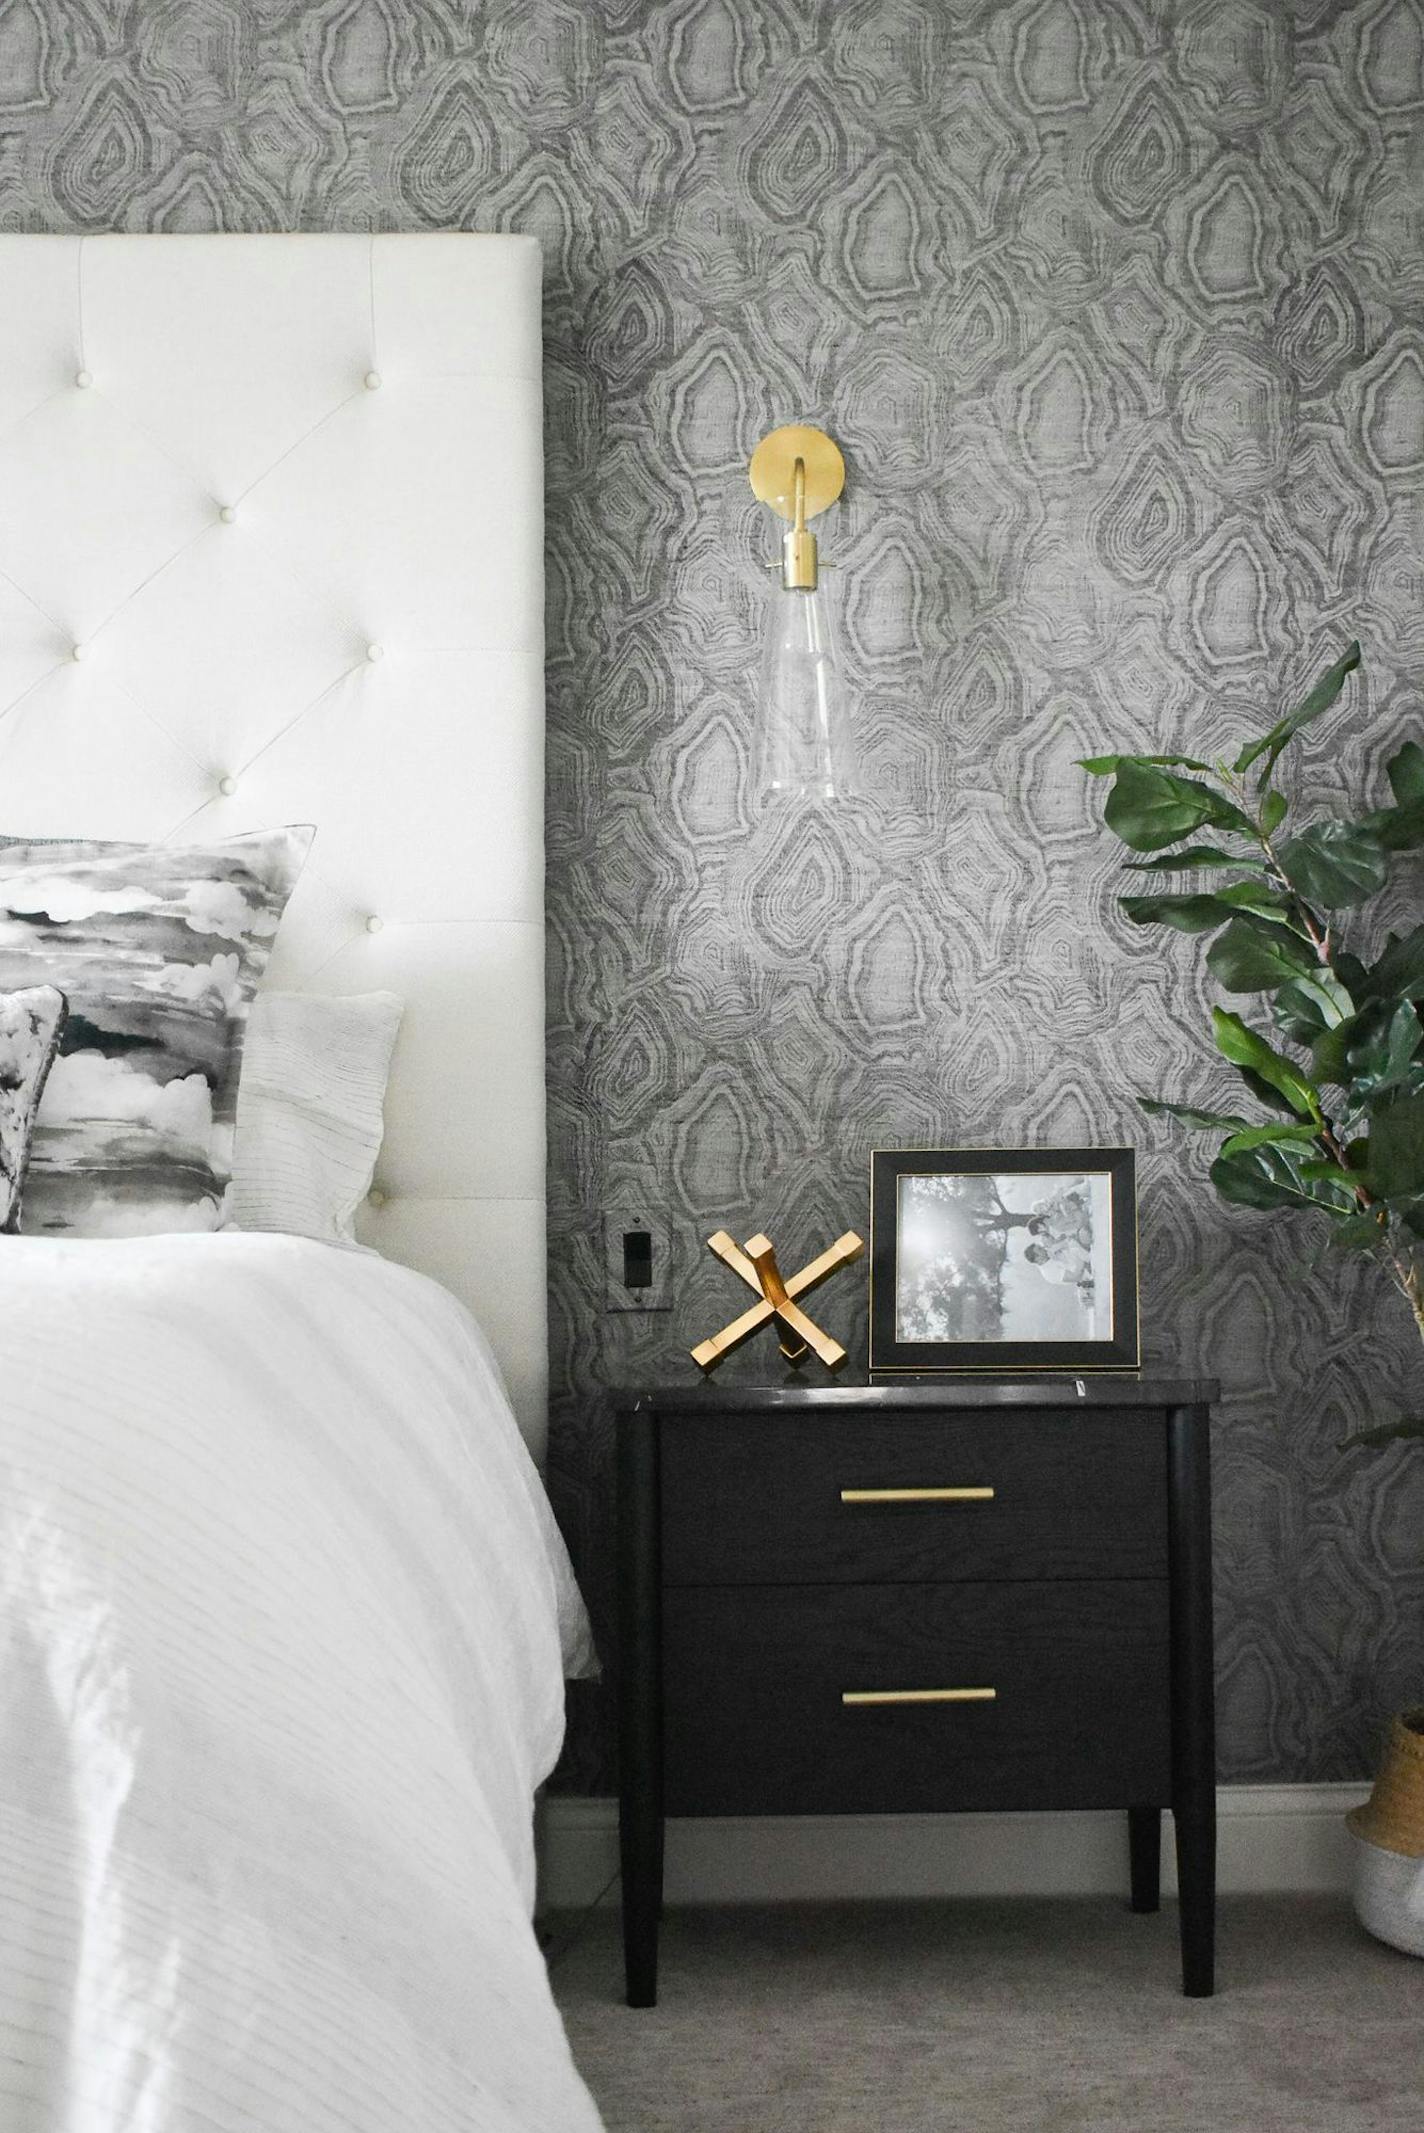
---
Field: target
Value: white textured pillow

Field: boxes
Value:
[231,992,403,1242]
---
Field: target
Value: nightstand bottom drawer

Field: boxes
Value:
[663,1580,1171,1816]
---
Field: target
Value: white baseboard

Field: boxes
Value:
[537,1785,1368,1912]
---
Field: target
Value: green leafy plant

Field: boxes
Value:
[1081,641,1424,1450]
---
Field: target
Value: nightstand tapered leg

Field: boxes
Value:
[1175,1804,1216,1996]
[1128,1804,1161,1912]
[617,1402,662,2007]
[619,1765,662,2006]
[1167,1404,1216,1997]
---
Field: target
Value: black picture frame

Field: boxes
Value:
[869,1147,1140,1376]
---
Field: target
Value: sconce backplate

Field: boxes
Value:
[749,424,845,522]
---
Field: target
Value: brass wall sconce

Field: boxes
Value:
[748,424,859,804]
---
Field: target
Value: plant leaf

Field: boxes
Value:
[1274,988,1329,1046]
[1321,1212,1387,1252]
[1277,820,1388,908]
[1348,1000,1424,1109]
[1260,789,1288,834]
[1206,914,1318,992]
[1358,927,1424,1004]
[1121,877,1303,944]
[1366,1092,1424,1197]
[1124,847,1269,873]
[1239,1070,1304,1116]
[1102,761,1257,853]
[1210,1140,1354,1213]
[1231,642,1362,783]
[1390,1195,1424,1240]
[1078,752,1213,775]
[1339,1417,1424,1450]
[1213,880,1303,924]
[1359,749,1424,857]
[1218,1123,1320,1156]
[1213,1007,1321,1118]
[1361,789,1424,851]
[1313,1002,1381,1086]
[1136,1097,1256,1132]
[1272,974,1354,1046]
[1120,892,1237,933]
[1298,1158,1363,1186]
[1388,740,1424,808]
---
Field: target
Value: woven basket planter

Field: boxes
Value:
[1348,1710,1424,1958]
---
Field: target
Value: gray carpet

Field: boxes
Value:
[548,1897,1423,2133]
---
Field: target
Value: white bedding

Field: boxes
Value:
[0,1234,603,2132]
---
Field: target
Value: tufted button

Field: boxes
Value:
[365,642,384,663]
[217,775,237,797]
[71,642,87,662]
[364,914,384,935]
[218,505,236,524]
[367,1186,387,1207]
[364,370,382,390]
[74,369,92,389]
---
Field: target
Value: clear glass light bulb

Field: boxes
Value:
[754,581,858,804]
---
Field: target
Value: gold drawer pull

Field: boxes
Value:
[842,1687,997,1707]
[839,1486,994,1505]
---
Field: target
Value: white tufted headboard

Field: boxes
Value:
[0,233,549,1457]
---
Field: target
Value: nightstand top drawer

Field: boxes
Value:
[654,1409,1168,1586]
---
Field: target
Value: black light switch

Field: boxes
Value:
[603,1208,671,1312]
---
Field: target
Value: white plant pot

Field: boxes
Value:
[1350,1830,1424,1957]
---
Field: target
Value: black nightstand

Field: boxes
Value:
[616,1378,1217,2003]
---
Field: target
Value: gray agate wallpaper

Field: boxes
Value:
[8,0,1424,1788]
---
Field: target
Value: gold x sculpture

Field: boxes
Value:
[690,1229,865,1375]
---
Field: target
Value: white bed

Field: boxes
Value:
[1,1235,600,2130]
[0,236,602,2128]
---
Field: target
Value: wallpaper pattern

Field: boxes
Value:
[7,0,1424,1788]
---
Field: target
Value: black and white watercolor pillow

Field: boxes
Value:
[0,828,312,1236]
[0,985,67,1234]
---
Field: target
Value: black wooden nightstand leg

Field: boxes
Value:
[653,1816,665,1919]
[1128,1804,1161,1912]
[617,1402,663,2007]
[1167,1404,1217,1998]
[1174,1804,1216,1997]
[619,1770,662,2007]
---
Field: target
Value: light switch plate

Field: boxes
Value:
[603,1207,673,1312]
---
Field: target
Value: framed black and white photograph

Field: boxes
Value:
[869,1148,1139,1374]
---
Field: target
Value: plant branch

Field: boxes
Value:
[1227,775,1332,966]
[1091,654,1424,1403]
[1222,770,1424,1322]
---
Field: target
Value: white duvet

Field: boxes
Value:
[0,1233,603,2133]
